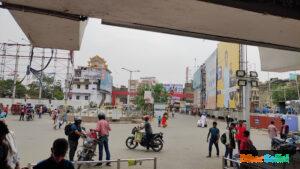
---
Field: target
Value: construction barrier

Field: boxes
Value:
[250,114,299,131]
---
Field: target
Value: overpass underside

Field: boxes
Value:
[1,0,300,72]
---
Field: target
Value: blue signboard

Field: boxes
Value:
[100,71,113,93]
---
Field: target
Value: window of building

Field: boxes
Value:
[77,84,80,89]
[69,96,72,100]
[85,84,89,90]
[76,95,80,100]
[85,96,89,100]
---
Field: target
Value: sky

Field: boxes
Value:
[0,9,295,87]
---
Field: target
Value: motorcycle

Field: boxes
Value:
[271,137,297,155]
[77,129,99,169]
[25,111,34,121]
[125,126,164,152]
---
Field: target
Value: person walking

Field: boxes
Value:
[224,123,236,167]
[161,114,168,128]
[4,105,9,117]
[206,121,220,158]
[33,138,74,169]
[19,106,25,121]
[157,116,162,127]
[280,119,289,140]
[268,121,277,143]
[59,110,68,129]
[95,113,111,166]
[38,106,43,119]
[68,117,84,161]
[235,120,246,152]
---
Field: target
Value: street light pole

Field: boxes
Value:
[121,68,140,106]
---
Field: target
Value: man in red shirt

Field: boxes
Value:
[95,113,111,166]
[235,120,246,152]
[240,130,256,155]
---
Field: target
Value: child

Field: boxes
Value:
[161,114,167,128]
[158,116,162,127]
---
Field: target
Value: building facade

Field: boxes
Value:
[68,55,112,105]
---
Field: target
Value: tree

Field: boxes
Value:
[0,79,26,98]
[272,85,299,104]
[152,83,168,103]
[135,83,168,111]
[27,75,64,100]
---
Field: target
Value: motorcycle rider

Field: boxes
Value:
[68,117,84,161]
[140,115,153,150]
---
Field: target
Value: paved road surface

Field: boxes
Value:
[5,113,270,169]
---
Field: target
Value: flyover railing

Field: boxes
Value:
[27,157,157,169]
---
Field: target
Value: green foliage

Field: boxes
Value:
[135,83,168,111]
[0,79,26,98]
[27,75,64,100]
[272,85,299,103]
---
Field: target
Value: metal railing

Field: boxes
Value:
[222,157,240,169]
[27,157,157,169]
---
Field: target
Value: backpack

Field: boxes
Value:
[221,133,227,145]
[248,141,258,156]
[64,123,73,136]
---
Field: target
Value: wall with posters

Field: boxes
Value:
[216,42,240,109]
[205,50,217,109]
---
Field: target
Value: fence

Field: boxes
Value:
[222,157,240,169]
[27,157,157,169]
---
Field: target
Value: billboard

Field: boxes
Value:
[216,42,240,109]
[100,71,113,93]
[193,68,201,89]
[163,84,183,93]
[205,50,217,109]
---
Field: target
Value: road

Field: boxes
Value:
[5,113,270,169]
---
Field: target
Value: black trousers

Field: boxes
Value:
[224,146,233,166]
[68,139,78,161]
[208,140,219,156]
[145,134,153,149]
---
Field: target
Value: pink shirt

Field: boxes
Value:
[96,120,111,136]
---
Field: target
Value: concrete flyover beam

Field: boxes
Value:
[1,0,300,51]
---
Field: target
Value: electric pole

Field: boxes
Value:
[0,43,6,80]
[39,49,45,103]
[12,44,20,105]
[121,68,140,107]
[64,51,71,106]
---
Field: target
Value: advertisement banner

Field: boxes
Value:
[216,42,240,109]
[205,50,217,109]
[100,71,113,93]
[193,68,201,89]
[163,84,183,93]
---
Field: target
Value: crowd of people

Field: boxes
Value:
[205,118,291,167]
[0,104,295,169]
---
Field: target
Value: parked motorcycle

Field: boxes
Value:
[77,129,99,169]
[126,126,164,152]
[271,137,297,155]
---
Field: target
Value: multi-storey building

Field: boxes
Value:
[68,55,112,105]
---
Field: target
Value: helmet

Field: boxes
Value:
[143,115,150,121]
[98,113,106,120]
[74,116,82,124]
